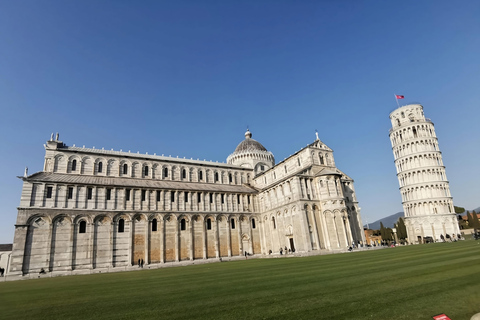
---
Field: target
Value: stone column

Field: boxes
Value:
[128,219,133,266]
[202,218,207,259]
[214,217,219,258]
[160,219,165,263]
[8,225,28,275]
[227,218,232,257]
[87,222,94,269]
[238,216,243,254]
[46,223,54,271]
[248,218,253,254]
[144,219,148,265]
[344,216,353,246]
[309,207,321,250]
[319,211,331,249]
[189,217,194,260]
[175,218,179,262]
[108,222,113,268]
[68,223,75,270]
[301,207,312,251]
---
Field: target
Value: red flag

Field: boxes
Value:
[395,95,404,99]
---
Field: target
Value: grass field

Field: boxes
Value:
[1,240,479,320]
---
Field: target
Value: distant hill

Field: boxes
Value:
[365,206,480,230]
[364,212,404,230]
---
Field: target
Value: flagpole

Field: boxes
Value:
[394,94,400,108]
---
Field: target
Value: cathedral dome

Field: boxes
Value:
[233,130,268,152]
[227,130,275,174]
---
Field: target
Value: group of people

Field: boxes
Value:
[279,246,293,255]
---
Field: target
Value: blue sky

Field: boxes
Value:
[1,1,479,243]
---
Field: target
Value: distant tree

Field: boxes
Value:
[396,218,407,240]
[472,210,480,229]
[380,222,387,241]
[467,212,475,229]
[386,228,394,241]
[454,206,466,214]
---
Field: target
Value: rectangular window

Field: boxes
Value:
[237,194,240,204]
[184,192,188,203]
[156,190,160,202]
[67,187,73,200]
[197,192,201,203]
[46,186,53,199]
[141,190,146,201]
[209,193,213,204]
[221,194,225,204]
[231,218,235,229]
[248,195,251,204]
[87,187,93,200]
[126,189,131,201]
[171,191,175,202]
[106,188,111,201]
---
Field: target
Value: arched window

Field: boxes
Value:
[396,119,400,126]
[180,218,186,231]
[231,218,235,229]
[401,112,405,118]
[229,173,232,183]
[72,159,77,171]
[272,217,276,229]
[79,220,86,233]
[206,218,212,230]
[199,170,203,180]
[164,167,168,178]
[297,158,301,166]
[182,169,186,179]
[319,154,324,165]
[252,218,256,229]
[98,162,103,173]
[118,219,125,233]
[152,218,157,232]
[144,166,149,177]
[215,172,219,182]
[123,163,128,175]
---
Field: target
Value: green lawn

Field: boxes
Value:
[1,240,479,320]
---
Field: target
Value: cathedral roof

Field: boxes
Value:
[233,130,268,153]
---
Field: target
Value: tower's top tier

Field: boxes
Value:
[389,104,426,129]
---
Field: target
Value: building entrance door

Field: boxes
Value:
[289,238,295,253]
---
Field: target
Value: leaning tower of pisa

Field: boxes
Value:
[389,104,459,244]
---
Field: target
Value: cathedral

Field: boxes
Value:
[8,130,364,279]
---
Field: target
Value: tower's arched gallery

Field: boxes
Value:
[389,104,460,243]
[9,130,364,279]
